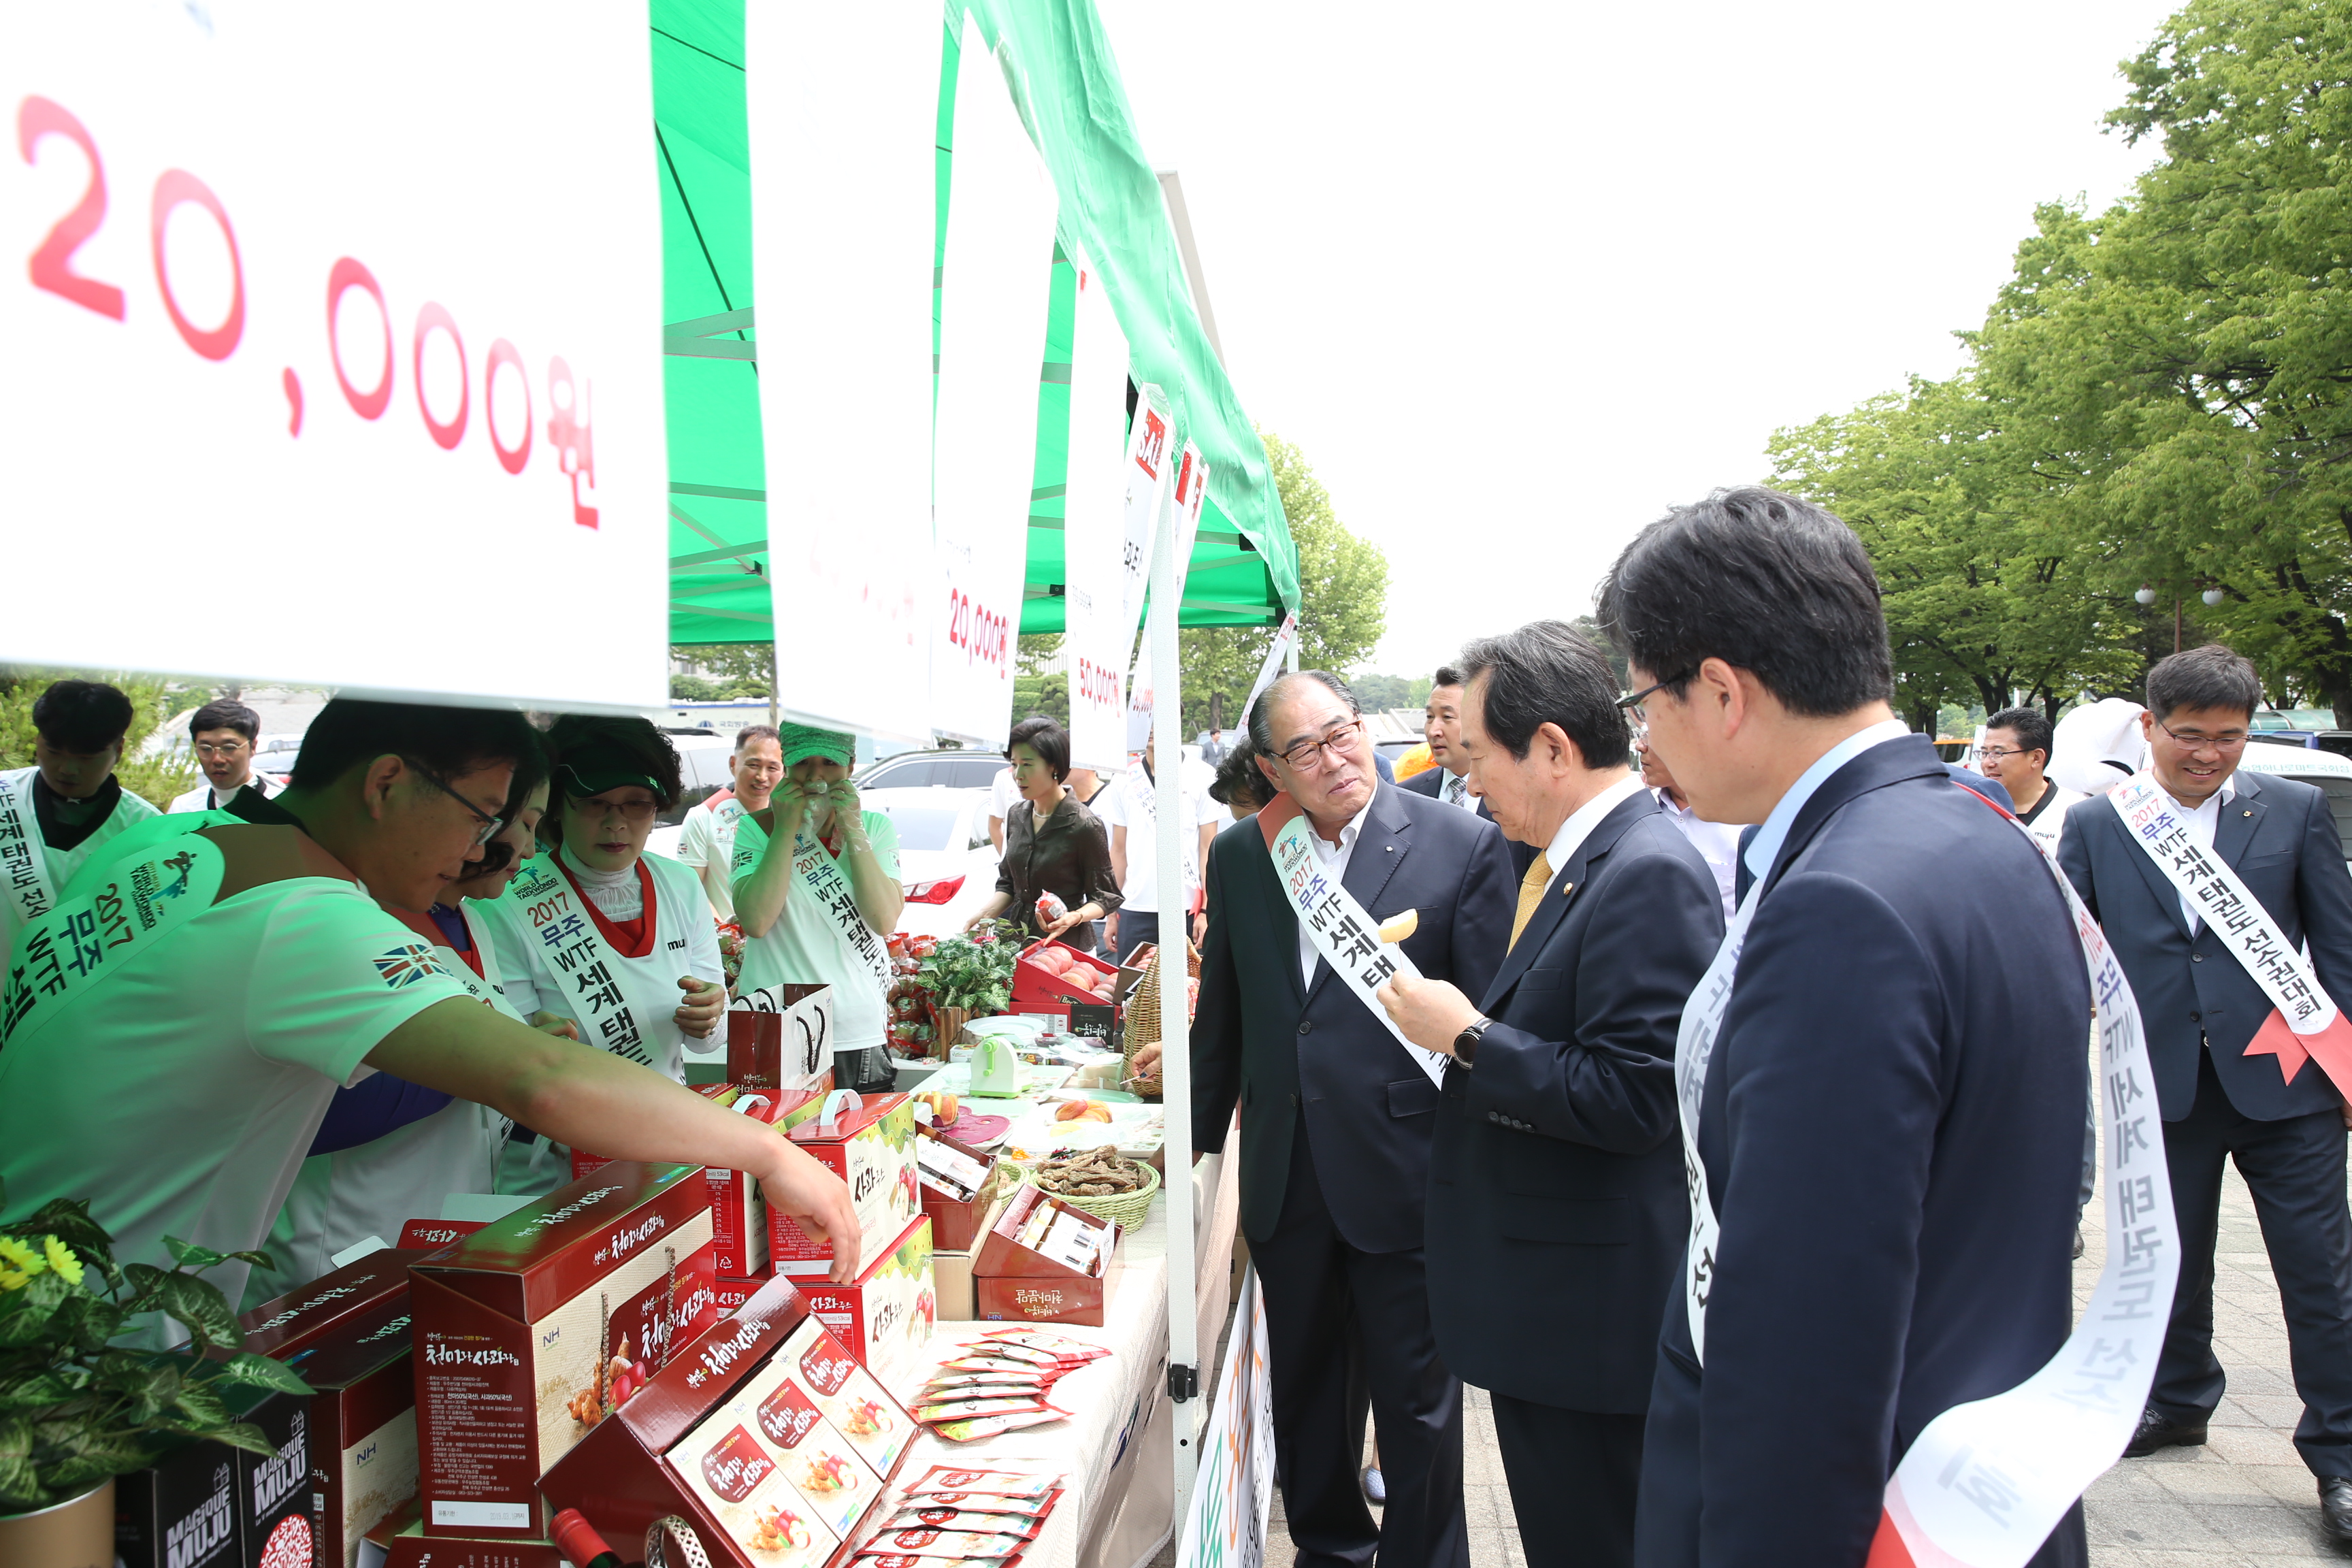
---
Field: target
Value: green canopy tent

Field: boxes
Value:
[652,1,1298,655]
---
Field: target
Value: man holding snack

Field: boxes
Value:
[1170,669,1516,1568]
[0,698,861,1345]
[1379,621,1723,1568]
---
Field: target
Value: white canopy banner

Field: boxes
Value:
[0,4,666,708]
[928,10,1058,748]
[1116,383,1175,651]
[1061,255,1132,772]
[746,0,941,745]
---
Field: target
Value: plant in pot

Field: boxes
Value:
[915,920,1022,1054]
[0,1180,312,1567]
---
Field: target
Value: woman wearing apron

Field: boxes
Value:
[731,724,904,1093]
[481,715,728,1082]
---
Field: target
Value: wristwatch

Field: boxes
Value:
[1452,1015,1492,1069]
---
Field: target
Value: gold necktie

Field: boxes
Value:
[1509,851,1554,951]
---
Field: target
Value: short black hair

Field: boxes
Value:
[2146,644,2262,723]
[32,679,134,753]
[1456,621,1632,768]
[544,714,683,810]
[1208,740,1266,811]
[190,699,261,743]
[735,723,780,752]
[1007,715,1071,783]
[1433,665,1465,690]
[1247,671,1360,759]
[1983,706,2053,765]
[289,700,545,796]
[1596,486,1894,718]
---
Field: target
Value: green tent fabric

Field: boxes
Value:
[655,0,1297,651]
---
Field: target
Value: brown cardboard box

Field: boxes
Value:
[410,1164,719,1538]
[799,1218,934,1394]
[913,1126,999,1253]
[279,1297,418,1568]
[973,1185,1118,1328]
[538,1277,916,1568]
[929,1252,976,1322]
[768,1096,917,1279]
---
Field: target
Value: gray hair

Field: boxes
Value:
[1247,670,1360,760]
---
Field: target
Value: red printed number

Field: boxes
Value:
[18,96,123,321]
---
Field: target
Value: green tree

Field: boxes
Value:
[1351,674,1432,713]
[1568,615,1631,689]
[0,669,197,808]
[1179,430,1390,734]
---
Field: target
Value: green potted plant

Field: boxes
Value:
[915,920,1022,1049]
[0,1181,312,1568]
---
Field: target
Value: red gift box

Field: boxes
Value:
[914,1126,1000,1254]
[277,1294,418,1568]
[728,983,838,1104]
[800,1218,934,1394]
[973,1185,1118,1328]
[235,1247,439,1362]
[574,1085,791,1275]
[1008,939,1120,1009]
[768,1096,918,1279]
[538,1277,916,1568]
[395,1218,487,1251]
[383,1533,564,1568]
[409,1164,719,1538]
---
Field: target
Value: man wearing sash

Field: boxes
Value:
[0,679,159,955]
[732,723,904,1094]
[1186,670,1517,1568]
[166,698,280,815]
[2057,644,2352,1538]
[1,698,862,1345]
[1379,621,1725,1568]
[676,723,782,920]
[1603,489,2092,1567]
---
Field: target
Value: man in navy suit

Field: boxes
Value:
[1178,670,1517,1568]
[1602,487,2091,1567]
[1401,665,1539,878]
[2057,644,2352,1540]
[1380,622,1723,1568]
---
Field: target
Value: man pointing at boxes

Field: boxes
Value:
[0,698,860,1344]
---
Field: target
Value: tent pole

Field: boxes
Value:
[1152,469,1200,1528]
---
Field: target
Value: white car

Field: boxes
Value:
[2232,744,2352,866]
[860,785,999,938]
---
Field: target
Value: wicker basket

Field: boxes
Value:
[1021,1155,1161,1231]
[1118,938,1201,1100]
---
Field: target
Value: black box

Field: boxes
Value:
[116,1441,240,1568]
[235,1384,313,1568]
[1069,1001,1118,1047]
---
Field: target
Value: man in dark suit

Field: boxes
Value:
[1379,623,1723,1568]
[1401,665,1539,878]
[1601,487,2091,1567]
[2058,644,2352,1539]
[1180,669,1517,1568]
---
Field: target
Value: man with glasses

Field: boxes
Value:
[2058,645,2352,1539]
[167,698,280,815]
[1976,706,2080,852]
[1175,670,1516,1568]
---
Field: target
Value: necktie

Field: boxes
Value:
[1509,851,1554,950]
[1446,776,1466,806]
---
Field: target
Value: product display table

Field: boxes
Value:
[867,1151,1239,1568]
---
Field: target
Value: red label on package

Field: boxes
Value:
[756,1380,823,1451]
[702,1426,777,1505]
[800,1335,857,1396]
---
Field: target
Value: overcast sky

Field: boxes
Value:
[1095,0,2186,681]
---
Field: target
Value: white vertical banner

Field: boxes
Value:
[1117,383,1175,649]
[929,11,1058,748]
[1062,255,1131,772]
[1172,440,1211,570]
[745,0,940,745]
[1126,639,1155,753]
[1175,1268,1273,1568]
[0,4,666,707]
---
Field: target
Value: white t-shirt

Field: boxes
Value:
[730,809,901,1049]
[2018,781,2085,857]
[0,766,160,956]
[988,768,1020,834]
[474,847,725,1081]
[675,792,745,920]
[0,817,475,1341]
[1094,762,1222,913]
[1655,789,1744,921]
[168,774,278,815]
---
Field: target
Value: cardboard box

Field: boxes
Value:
[768,1096,917,1279]
[410,1164,720,1538]
[116,1443,240,1568]
[394,1219,486,1251]
[237,1250,438,1362]
[914,1126,1000,1253]
[237,1384,315,1568]
[1009,939,1119,1009]
[379,1526,562,1568]
[538,1277,916,1568]
[716,1275,762,1316]
[800,1218,934,1394]
[973,1185,1119,1328]
[728,984,838,1106]
[573,1085,791,1275]
[278,1296,419,1568]
[930,1252,976,1322]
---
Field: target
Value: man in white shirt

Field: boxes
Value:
[1099,737,1221,961]
[675,723,783,919]
[1635,732,1743,918]
[167,698,280,815]
[0,679,159,956]
[1977,706,2082,851]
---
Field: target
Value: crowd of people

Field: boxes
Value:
[7,483,2352,1563]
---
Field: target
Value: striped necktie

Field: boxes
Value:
[1446,775,1466,806]
[1509,852,1554,950]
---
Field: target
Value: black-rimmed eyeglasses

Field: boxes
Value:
[403,757,507,847]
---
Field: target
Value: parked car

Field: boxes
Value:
[858,749,1011,791]
[633,731,734,864]
[2231,745,2352,866]
[858,785,999,938]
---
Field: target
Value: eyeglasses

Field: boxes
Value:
[1274,717,1367,772]
[2155,720,2249,753]
[1976,746,2042,764]
[1617,671,1693,727]
[195,740,250,758]
[402,757,507,847]
[574,792,662,823]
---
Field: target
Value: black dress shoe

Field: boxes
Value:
[2121,1405,2207,1458]
[2320,1477,2352,1541]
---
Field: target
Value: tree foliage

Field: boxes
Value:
[1351,674,1433,713]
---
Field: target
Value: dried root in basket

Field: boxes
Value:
[1032,1145,1149,1198]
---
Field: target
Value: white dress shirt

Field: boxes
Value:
[1298,794,1377,986]
[1541,773,1650,883]
[1741,719,1914,891]
[1655,789,1744,919]
[1437,770,1477,811]
[2163,777,2236,934]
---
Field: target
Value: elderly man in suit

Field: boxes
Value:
[1604,487,2091,1567]
[1171,668,1516,1568]
[2059,644,2352,1541]
[1379,622,1722,1568]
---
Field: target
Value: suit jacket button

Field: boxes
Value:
[1298,1020,1313,1036]
[2189,1011,2202,1022]
[1486,1111,1499,1123]
[2193,953,2203,962]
